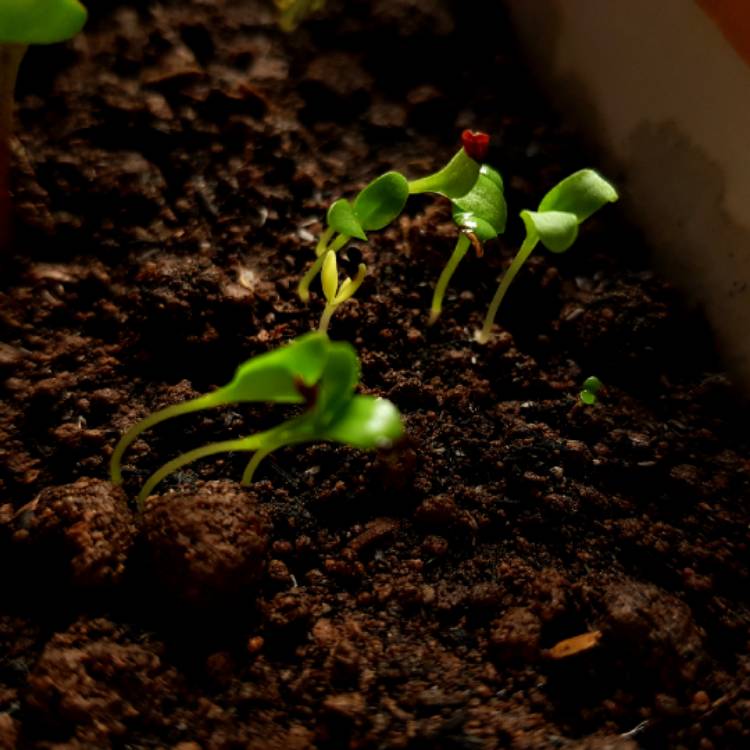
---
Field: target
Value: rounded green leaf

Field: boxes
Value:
[353,172,409,231]
[321,395,404,449]
[222,332,331,404]
[0,0,87,44]
[407,148,480,199]
[521,209,579,254]
[314,341,360,426]
[583,376,603,394]
[538,169,618,223]
[327,199,367,241]
[453,213,498,242]
[480,164,503,190]
[451,168,507,238]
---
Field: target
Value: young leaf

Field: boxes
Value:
[407,148,480,199]
[327,198,367,241]
[538,169,618,222]
[0,0,87,44]
[313,341,360,426]
[221,332,330,404]
[321,250,339,302]
[520,209,579,254]
[320,394,404,449]
[353,172,409,231]
[451,165,507,240]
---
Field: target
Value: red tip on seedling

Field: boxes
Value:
[461,130,490,161]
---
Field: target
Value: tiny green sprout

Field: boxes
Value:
[318,250,367,333]
[0,0,87,248]
[299,130,507,324]
[579,375,603,405]
[477,169,618,344]
[110,332,403,509]
[274,0,326,32]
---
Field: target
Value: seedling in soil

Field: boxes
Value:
[318,249,367,333]
[298,130,507,324]
[477,169,618,344]
[579,375,603,405]
[110,332,404,508]
[0,0,87,248]
[275,0,326,31]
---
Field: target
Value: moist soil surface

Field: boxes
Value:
[1,1,749,748]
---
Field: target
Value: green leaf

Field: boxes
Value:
[222,332,331,404]
[453,213,497,243]
[321,394,404,449]
[480,164,503,190]
[313,341,360,426]
[538,169,618,223]
[0,0,87,44]
[407,148,480,199]
[327,199,367,241]
[451,167,507,239]
[521,209,579,254]
[353,172,409,231]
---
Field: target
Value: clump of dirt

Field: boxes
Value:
[142,480,271,606]
[9,477,136,588]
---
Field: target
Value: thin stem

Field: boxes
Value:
[318,303,335,333]
[315,226,335,257]
[298,232,350,302]
[137,434,263,509]
[240,444,278,485]
[110,392,223,485]
[477,235,539,344]
[0,44,26,254]
[429,233,471,325]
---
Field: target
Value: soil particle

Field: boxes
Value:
[23,618,181,748]
[142,480,271,606]
[10,477,136,588]
[490,607,542,664]
[594,577,707,690]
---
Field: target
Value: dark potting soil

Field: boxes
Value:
[1,1,749,748]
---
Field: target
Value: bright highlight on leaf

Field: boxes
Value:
[110,333,404,508]
[477,169,618,344]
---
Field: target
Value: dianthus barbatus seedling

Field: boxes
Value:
[298,130,507,324]
[0,0,87,249]
[110,333,404,508]
[477,169,618,344]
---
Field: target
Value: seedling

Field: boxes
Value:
[274,0,326,31]
[110,333,404,508]
[318,250,367,333]
[0,0,87,248]
[477,170,618,344]
[579,376,603,405]
[298,130,507,323]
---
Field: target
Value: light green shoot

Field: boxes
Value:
[477,169,618,344]
[110,333,404,508]
[274,0,326,31]
[579,375,603,405]
[318,250,367,333]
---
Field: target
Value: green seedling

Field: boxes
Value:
[318,250,367,333]
[477,169,618,344]
[0,0,87,249]
[275,0,326,31]
[110,332,404,508]
[579,375,603,405]
[298,130,507,324]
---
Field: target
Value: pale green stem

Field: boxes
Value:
[318,303,335,333]
[137,434,263,508]
[429,233,471,325]
[477,235,539,344]
[240,444,278,485]
[110,391,224,485]
[298,232,350,302]
[315,226,335,257]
